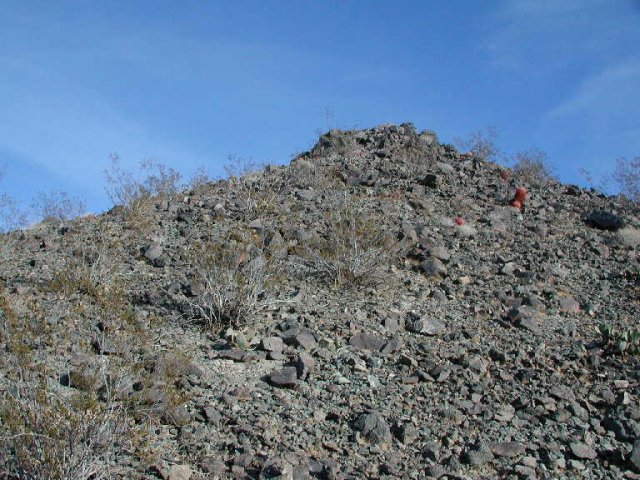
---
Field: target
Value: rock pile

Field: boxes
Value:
[0,123,639,479]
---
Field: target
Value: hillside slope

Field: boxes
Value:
[0,123,639,479]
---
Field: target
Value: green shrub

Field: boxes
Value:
[599,323,640,356]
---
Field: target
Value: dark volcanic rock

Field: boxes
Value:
[268,367,299,388]
[585,210,625,231]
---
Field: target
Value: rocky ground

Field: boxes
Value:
[0,123,639,479]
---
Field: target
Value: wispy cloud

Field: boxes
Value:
[547,59,640,121]
[484,0,637,74]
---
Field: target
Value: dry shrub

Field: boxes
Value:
[613,156,640,202]
[455,127,502,162]
[511,147,555,187]
[294,192,395,286]
[0,382,131,480]
[30,191,85,222]
[187,230,278,333]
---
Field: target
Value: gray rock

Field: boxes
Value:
[282,328,317,351]
[429,246,450,262]
[421,257,447,277]
[144,243,165,267]
[462,441,494,466]
[261,336,284,353]
[354,411,392,444]
[349,333,387,352]
[490,442,526,458]
[630,439,640,472]
[549,384,576,403]
[295,352,315,381]
[405,316,446,336]
[570,442,597,460]
[269,367,299,388]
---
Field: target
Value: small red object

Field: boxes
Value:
[514,187,527,202]
[455,217,465,226]
[511,199,522,209]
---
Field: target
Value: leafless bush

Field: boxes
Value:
[223,155,265,179]
[0,374,132,480]
[455,127,502,161]
[30,190,86,222]
[186,165,211,190]
[0,166,27,233]
[104,154,182,210]
[613,156,640,202]
[511,147,555,187]
[0,194,27,234]
[294,192,395,286]
[187,233,276,333]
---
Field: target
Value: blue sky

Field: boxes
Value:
[1,0,638,214]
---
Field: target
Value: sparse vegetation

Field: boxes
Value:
[0,380,131,480]
[511,147,555,187]
[455,127,502,162]
[104,154,182,211]
[30,190,86,222]
[599,323,640,356]
[612,156,640,202]
[186,230,277,333]
[294,192,395,287]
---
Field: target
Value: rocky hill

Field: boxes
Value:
[0,123,639,480]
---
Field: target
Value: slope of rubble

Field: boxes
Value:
[0,123,639,480]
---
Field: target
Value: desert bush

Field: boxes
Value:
[294,192,395,286]
[0,380,131,480]
[455,127,502,162]
[30,191,85,222]
[186,231,277,333]
[104,154,182,210]
[612,156,640,202]
[511,147,555,187]
[0,166,27,233]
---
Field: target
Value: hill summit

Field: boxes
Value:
[1,123,639,479]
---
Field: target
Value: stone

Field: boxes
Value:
[421,257,447,277]
[282,328,317,351]
[630,439,640,471]
[570,442,598,460]
[549,384,576,403]
[585,210,625,231]
[405,316,446,336]
[269,367,298,388]
[354,411,392,445]
[166,465,192,480]
[349,333,387,352]
[144,243,165,267]
[490,442,526,458]
[462,441,494,466]
[261,336,284,352]
[295,352,315,381]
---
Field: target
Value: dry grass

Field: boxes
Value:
[294,192,396,287]
[186,229,279,333]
